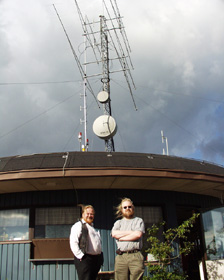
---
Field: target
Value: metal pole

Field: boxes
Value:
[165,137,169,156]
[100,15,115,152]
[83,32,88,151]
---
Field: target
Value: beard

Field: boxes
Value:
[84,216,94,224]
[123,210,134,219]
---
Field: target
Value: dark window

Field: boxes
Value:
[135,206,164,259]
[35,207,80,238]
[135,206,163,229]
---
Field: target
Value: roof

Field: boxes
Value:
[0,151,224,198]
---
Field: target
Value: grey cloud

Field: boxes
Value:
[0,0,224,167]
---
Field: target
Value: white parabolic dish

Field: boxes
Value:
[93,115,117,140]
[97,91,109,103]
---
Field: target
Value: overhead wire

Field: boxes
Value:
[53,4,100,109]
[0,91,80,140]
[109,77,224,157]
[62,92,100,152]
[1,1,222,159]
[112,78,224,105]
[1,75,223,156]
[0,80,81,86]
[133,93,221,155]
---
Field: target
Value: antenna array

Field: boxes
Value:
[55,0,136,152]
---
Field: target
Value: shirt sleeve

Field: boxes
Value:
[69,221,84,259]
[111,220,120,232]
[134,217,145,233]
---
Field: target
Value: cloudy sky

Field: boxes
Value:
[0,0,224,166]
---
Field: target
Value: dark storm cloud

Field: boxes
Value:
[0,0,224,167]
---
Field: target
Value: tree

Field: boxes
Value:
[144,213,200,280]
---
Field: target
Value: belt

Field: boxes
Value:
[116,249,140,255]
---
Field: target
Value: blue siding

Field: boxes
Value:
[0,230,114,280]
[49,263,56,280]
[30,258,37,280]
[7,244,13,280]
[24,243,31,280]
[99,229,116,271]
[0,189,222,280]
[0,243,30,280]
[0,244,7,280]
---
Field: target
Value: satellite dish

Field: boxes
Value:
[93,115,117,140]
[97,91,109,103]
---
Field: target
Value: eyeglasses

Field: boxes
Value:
[123,206,132,209]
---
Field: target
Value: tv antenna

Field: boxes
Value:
[54,0,136,152]
[161,130,169,156]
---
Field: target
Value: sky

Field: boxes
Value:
[0,0,224,167]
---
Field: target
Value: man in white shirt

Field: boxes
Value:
[70,205,103,280]
[112,198,145,280]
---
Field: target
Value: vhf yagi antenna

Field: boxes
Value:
[54,0,136,152]
[75,0,137,152]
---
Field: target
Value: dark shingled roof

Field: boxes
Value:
[0,151,223,175]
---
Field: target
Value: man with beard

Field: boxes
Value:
[111,198,145,280]
[70,205,103,280]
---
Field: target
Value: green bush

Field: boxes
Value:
[144,213,200,280]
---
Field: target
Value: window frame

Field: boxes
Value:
[135,205,164,259]
[32,205,81,259]
[0,208,30,243]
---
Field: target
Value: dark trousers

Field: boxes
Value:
[74,253,103,280]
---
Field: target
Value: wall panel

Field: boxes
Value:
[0,188,222,280]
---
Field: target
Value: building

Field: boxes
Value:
[0,151,224,279]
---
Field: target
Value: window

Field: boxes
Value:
[135,206,164,258]
[135,206,163,229]
[202,207,224,260]
[0,209,29,241]
[35,207,80,238]
[33,207,80,259]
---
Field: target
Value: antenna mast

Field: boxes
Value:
[161,130,169,156]
[100,15,115,152]
[80,33,88,151]
[55,0,136,152]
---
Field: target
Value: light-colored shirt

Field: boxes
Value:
[70,219,102,259]
[112,217,145,251]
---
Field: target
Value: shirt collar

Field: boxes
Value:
[81,218,93,226]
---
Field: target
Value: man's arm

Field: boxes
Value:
[112,230,143,241]
[69,222,84,259]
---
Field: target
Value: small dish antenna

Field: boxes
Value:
[93,115,117,140]
[97,91,109,103]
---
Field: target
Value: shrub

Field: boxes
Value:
[144,213,200,280]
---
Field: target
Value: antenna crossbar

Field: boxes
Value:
[74,0,100,62]
[56,0,137,152]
